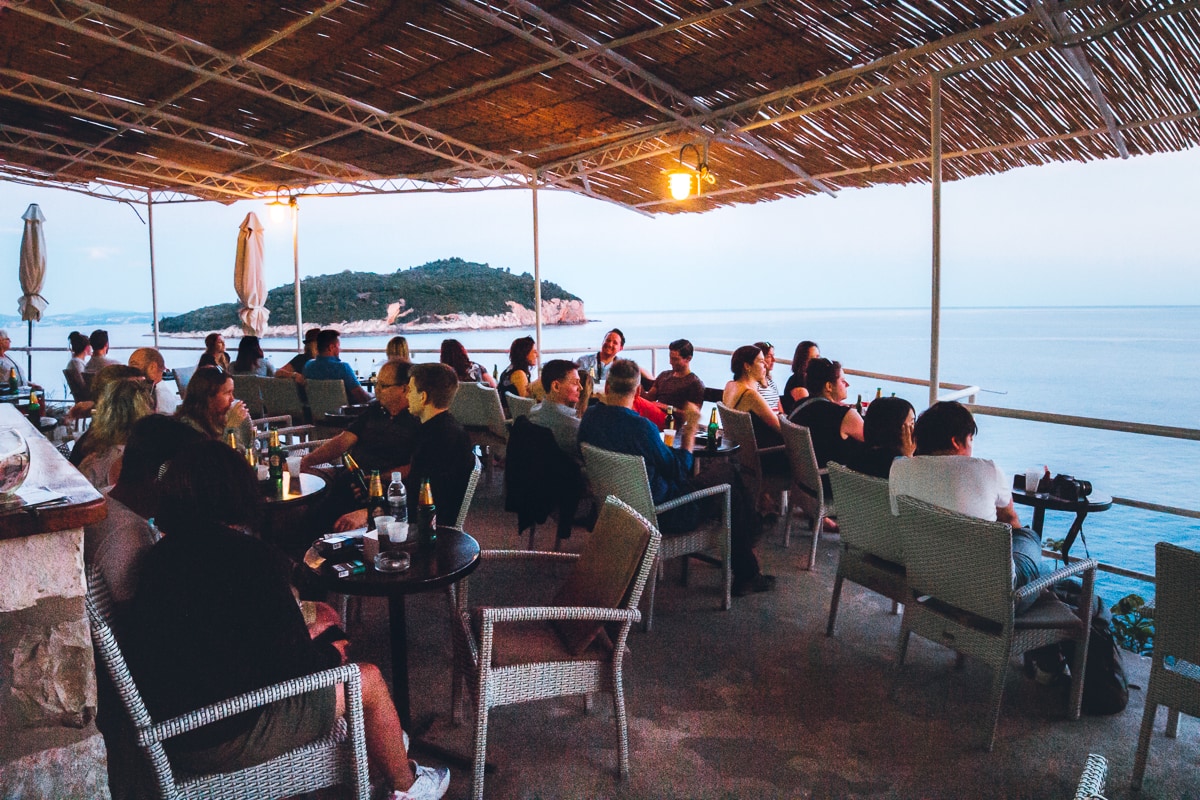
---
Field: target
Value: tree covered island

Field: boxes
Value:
[159,258,585,336]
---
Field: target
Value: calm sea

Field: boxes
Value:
[18,305,1200,602]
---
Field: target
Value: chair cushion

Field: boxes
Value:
[479,619,613,667]
[550,511,650,655]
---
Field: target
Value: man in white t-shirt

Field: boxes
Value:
[889,401,1043,612]
[129,347,180,415]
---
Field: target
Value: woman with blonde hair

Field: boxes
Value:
[78,377,155,490]
[385,336,410,363]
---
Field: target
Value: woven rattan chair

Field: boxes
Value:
[231,374,267,418]
[1132,541,1200,790]
[890,495,1098,751]
[306,378,349,426]
[64,367,91,402]
[261,376,307,422]
[451,496,661,800]
[1074,753,1108,799]
[581,442,730,631]
[825,462,906,635]
[85,566,370,800]
[779,417,831,567]
[505,391,535,420]
[457,453,483,529]
[172,365,195,401]
[450,382,509,453]
[716,402,790,541]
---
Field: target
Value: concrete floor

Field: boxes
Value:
[347,469,1198,800]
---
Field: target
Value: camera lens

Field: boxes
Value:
[1078,480,1092,497]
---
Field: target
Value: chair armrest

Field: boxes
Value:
[480,606,641,625]
[480,549,580,564]
[655,483,730,514]
[757,445,786,457]
[254,414,294,429]
[1014,558,1099,603]
[146,663,362,745]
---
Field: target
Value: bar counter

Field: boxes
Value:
[0,405,110,799]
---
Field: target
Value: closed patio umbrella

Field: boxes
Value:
[18,203,48,380]
[234,211,269,335]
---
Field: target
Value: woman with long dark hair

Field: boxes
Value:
[175,366,251,443]
[230,336,276,377]
[497,335,537,402]
[439,338,496,388]
[781,340,819,416]
[846,396,916,479]
[197,332,229,371]
[722,345,787,474]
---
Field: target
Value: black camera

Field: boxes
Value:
[1052,474,1092,502]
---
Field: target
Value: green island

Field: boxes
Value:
[158,258,584,334]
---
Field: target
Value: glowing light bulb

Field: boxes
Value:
[668,170,693,201]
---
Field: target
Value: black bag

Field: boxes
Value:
[1056,583,1130,715]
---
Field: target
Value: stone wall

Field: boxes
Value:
[0,527,110,799]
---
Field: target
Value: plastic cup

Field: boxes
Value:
[1025,468,1042,494]
[287,456,302,477]
[373,515,395,532]
[662,428,676,447]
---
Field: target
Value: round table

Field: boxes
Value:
[673,436,740,477]
[261,473,326,557]
[304,528,480,728]
[1012,486,1112,560]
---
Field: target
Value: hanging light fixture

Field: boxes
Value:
[266,185,296,223]
[666,142,716,200]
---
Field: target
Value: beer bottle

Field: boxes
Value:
[875,387,883,401]
[417,478,437,550]
[664,405,675,432]
[366,471,386,531]
[706,408,720,450]
[226,431,239,450]
[267,430,284,494]
[26,390,41,426]
[244,444,258,468]
[855,394,863,415]
[342,452,369,496]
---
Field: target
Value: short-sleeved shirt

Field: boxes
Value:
[303,355,363,396]
[888,455,1012,521]
[651,371,704,409]
[286,353,310,373]
[575,353,616,383]
[346,401,421,472]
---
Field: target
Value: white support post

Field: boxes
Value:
[147,191,160,348]
[929,74,942,409]
[292,197,302,351]
[531,171,542,370]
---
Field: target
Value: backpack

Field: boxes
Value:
[1055,583,1131,715]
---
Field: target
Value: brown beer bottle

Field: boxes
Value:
[417,479,437,550]
[365,471,386,531]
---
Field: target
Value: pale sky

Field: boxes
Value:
[2,146,1197,318]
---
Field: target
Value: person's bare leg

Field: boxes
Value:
[337,663,417,790]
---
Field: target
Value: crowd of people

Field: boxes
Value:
[56,324,1049,800]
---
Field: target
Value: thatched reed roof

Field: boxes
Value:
[1,0,1198,214]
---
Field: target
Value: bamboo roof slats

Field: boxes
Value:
[1,0,1197,212]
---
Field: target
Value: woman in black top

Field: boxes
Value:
[498,335,537,413]
[781,340,819,416]
[846,396,915,479]
[788,357,864,468]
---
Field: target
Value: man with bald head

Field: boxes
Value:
[129,347,179,414]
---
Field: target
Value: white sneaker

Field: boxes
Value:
[387,761,450,800]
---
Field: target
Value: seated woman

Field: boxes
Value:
[229,335,276,377]
[781,340,819,416]
[787,357,865,469]
[125,441,449,800]
[497,336,537,411]
[722,345,788,475]
[78,377,155,490]
[845,396,915,479]
[197,332,229,371]
[439,338,496,388]
[68,364,146,466]
[753,341,782,413]
[386,335,410,364]
[174,366,253,446]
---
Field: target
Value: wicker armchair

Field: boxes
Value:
[231,374,267,418]
[505,391,535,420]
[306,379,349,427]
[1074,753,1108,799]
[1132,541,1200,790]
[450,382,509,453]
[85,566,370,800]
[716,402,790,541]
[581,442,730,631]
[825,463,905,635]
[890,495,1098,751]
[451,497,661,800]
[261,376,307,422]
[779,417,831,566]
[172,365,195,401]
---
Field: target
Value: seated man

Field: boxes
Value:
[302,361,420,529]
[303,329,371,404]
[85,328,122,372]
[527,359,583,456]
[644,338,705,411]
[578,359,773,596]
[277,327,320,384]
[888,401,1043,612]
[575,328,654,385]
[336,363,474,530]
[128,346,180,414]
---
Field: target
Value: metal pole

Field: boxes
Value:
[531,172,542,370]
[292,196,302,351]
[147,191,161,348]
[929,74,943,408]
